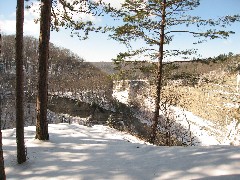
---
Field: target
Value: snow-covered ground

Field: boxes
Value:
[3,123,240,180]
[113,86,240,146]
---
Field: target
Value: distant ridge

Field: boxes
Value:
[90,62,116,75]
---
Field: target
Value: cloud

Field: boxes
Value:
[0,19,16,34]
[0,1,40,36]
[100,0,125,9]
[25,1,41,19]
[24,19,40,36]
[0,17,39,36]
[0,0,104,36]
[51,0,100,23]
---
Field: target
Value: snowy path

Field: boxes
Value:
[3,123,240,180]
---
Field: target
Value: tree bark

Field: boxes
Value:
[0,91,6,180]
[149,0,166,144]
[36,0,52,140]
[16,0,27,164]
[0,33,1,54]
[0,15,6,180]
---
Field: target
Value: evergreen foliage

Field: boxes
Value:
[105,0,240,143]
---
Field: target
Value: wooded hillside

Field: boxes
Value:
[0,35,113,99]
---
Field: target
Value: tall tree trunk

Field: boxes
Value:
[0,33,1,55]
[16,0,27,164]
[149,0,166,144]
[0,31,6,180]
[35,0,51,140]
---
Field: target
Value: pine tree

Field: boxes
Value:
[35,0,52,140]
[107,0,240,144]
[50,0,105,39]
[16,0,27,164]
[150,0,166,144]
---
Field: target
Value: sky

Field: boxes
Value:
[0,0,240,62]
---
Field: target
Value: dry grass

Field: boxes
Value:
[162,72,240,130]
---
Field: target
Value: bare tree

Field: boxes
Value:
[16,0,27,164]
[36,0,52,140]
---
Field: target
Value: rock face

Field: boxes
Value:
[112,80,240,146]
[48,96,112,125]
[113,80,154,114]
[47,95,158,144]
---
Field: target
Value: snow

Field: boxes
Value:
[112,86,240,146]
[170,106,221,146]
[2,123,240,180]
[48,83,239,146]
[112,89,129,104]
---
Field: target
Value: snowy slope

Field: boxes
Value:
[2,123,240,180]
[113,87,240,146]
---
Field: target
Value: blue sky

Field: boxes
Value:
[0,0,239,62]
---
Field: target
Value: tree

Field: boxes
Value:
[0,30,6,180]
[35,0,52,140]
[50,0,105,39]
[16,0,27,164]
[108,0,240,144]
[150,0,166,143]
[24,0,105,40]
[0,35,15,72]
